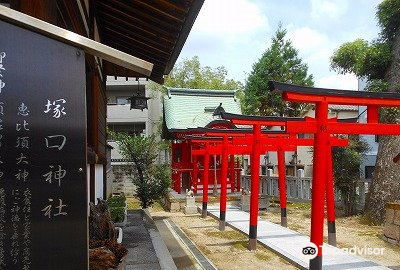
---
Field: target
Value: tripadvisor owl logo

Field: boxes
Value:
[300,242,385,259]
[301,242,318,260]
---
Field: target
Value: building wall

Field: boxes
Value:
[106,77,165,195]
[299,108,358,177]
[358,79,379,181]
[111,164,136,196]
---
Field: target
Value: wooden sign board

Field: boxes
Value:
[0,20,87,269]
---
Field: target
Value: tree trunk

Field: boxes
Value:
[133,157,148,208]
[365,28,400,224]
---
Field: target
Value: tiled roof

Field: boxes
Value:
[329,105,358,111]
[163,88,241,131]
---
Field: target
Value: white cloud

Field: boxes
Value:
[310,0,348,20]
[316,73,358,90]
[192,0,269,35]
[287,26,329,53]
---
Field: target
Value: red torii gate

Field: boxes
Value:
[171,126,241,195]
[187,130,301,228]
[187,126,348,242]
[267,81,400,270]
[206,113,351,249]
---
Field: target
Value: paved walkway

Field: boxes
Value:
[122,209,215,270]
[207,206,391,270]
[122,209,176,270]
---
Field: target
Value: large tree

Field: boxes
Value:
[330,0,400,223]
[242,25,314,116]
[164,55,243,90]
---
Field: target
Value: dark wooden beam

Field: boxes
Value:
[11,0,57,24]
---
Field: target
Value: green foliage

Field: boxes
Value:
[242,25,314,116]
[366,80,400,123]
[365,79,390,92]
[330,0,400,224]
[330,0,400,125]
[164,56,243,91]
[376,0,400,42]
[106,195,126,208]
[332,136,369,216]
[112,132,171,208]
[330,0,400,80]
[152,164,172,197]
[109,207,125,223]
[330,39,392,79]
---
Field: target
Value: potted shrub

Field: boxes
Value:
[89,239,128,270]
[107,195,127,227]
[89,201,128,270]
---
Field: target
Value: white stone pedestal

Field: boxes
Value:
[184,196,198,215]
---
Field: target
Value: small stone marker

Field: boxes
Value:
[184,186,197,215]
[240,187,250,212]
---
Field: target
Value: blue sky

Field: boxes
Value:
[177,0,382,90]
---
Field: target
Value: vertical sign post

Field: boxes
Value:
[0,20,87,270]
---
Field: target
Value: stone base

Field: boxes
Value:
[258,195,269,209]
[383,202,400,246]
[241,195,250,212]
[241,195,269,212]
[383,224,400,242]
[184,196,197,215]
[384,236,399,245]
[184,206,198,215]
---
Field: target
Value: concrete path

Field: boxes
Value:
[122,210,178,270]
[122,209,215,270]
[153,217,202,270]
[207,206,391,270]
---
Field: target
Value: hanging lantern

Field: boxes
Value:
[127,78,150,110]
[127,95,150,111]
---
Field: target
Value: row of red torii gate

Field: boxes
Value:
[161,81,400,270]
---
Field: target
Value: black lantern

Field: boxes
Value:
[212,103,225,119]
[127,95,150,111]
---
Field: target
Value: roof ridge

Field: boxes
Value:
[167,88,237,97]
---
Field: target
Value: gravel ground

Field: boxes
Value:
[130,198,400,270]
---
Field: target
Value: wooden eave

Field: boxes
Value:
[95,0,204,84]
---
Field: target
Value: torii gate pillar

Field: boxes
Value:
[249,124,261,250]
[219,136,229,231]
[310,101,329,269]
[202,144,210,218]
[277,147,288,227]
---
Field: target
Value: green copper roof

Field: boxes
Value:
[163,88,242,131]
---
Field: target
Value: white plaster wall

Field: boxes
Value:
[300,108,358,177]
[87,165,90,213]
[95,164,104,201]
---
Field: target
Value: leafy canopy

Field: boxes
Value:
[330,0,400,123]
[330,38,392,79]
[330,0,400,80]
[164,56,243,90]
[242,25,314,116]
[376,0,400,42]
